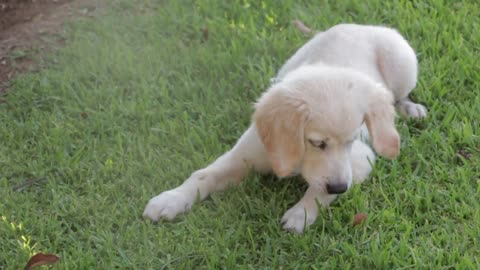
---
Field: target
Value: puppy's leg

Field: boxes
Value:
[376,34,427,118]
[143,125,270,221]
[350,139,375,184]
[396,97,427,118]
[281,187,336,234]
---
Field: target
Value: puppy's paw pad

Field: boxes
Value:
[398,101,427,118]
[143,190,193,222]
[281,205,316,234]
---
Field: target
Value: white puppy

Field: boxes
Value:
[143,24,426,233]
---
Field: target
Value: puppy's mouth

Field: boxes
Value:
[310,180,328,193]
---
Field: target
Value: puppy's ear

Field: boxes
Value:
[364,85,400,159]
[253,87,309,177]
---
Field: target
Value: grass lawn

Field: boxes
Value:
[1,0,479,269]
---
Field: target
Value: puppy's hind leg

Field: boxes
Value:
[376,33,427,118]
[396,97,427,118]
[143,125,270,222]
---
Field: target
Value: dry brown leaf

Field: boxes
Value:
[24,253,60,270]
[353,213,368,227]
[13,177,47,191]
[293,19,312,34]
[456,149,472,160]
[201,27,209,41]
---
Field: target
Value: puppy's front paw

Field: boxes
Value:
[397,100,427,118]
[143,189,193,222]
[281,204,318,234]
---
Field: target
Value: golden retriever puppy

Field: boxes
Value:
[143,23,425,233]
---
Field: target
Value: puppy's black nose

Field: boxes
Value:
[326,183,348,194]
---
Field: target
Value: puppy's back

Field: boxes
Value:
[276,23,416,91]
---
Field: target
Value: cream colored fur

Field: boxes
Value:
[143,23,426,233]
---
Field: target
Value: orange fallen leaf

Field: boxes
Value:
[24,253,60,270]
[353,213,368,227]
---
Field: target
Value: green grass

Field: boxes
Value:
[1,0,479,269]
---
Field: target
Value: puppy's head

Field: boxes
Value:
[254,69,399,194]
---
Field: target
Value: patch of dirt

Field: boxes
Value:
[0,0,100,94]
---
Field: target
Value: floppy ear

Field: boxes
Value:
[253,87,309,177]
[364,86,400,159]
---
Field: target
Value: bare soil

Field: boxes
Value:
[0,0,99,94]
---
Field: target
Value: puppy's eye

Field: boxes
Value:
[309,139,327,150]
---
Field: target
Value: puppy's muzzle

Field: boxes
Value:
[326,183,348,194]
